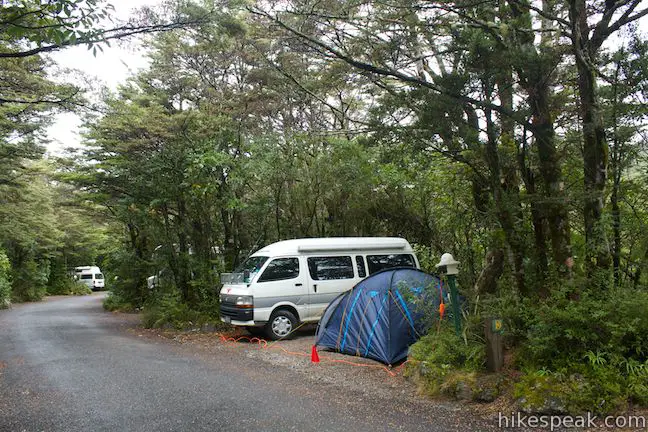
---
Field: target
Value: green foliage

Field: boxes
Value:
[1,0,115,50]
[103,291,135,313]
[0,159,106,303]
[141,293,220,330]
[101,248,149,308]
[10,257,50,302]
[521,288,648,370]
[0,249,11,308]
[409,322,485,396]
[510,287,648,413]
[47,271,92,296]
[479,289,536,346]
[514,364,629,414]
[70,281,93,296]
[409,277,648,412]
[412,244,438,274]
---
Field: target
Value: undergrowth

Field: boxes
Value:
[103,291,136,312]
[47,278,92,296]
[141,293,221,330]
[0,249,11,308]
[408,280,648,414]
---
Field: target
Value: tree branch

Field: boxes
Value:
[0,20,206,59]
[0,88,80,106]
[594,4,648,50]
[507,0,571,27]
[249,7,535,131]
[590,0,634,50]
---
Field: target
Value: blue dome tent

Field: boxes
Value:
[315,267,444,365]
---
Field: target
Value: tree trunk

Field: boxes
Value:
[508,0,573,275]
[218,171,236,270]
[484,97,526,296]
[474,248,505,295]
[569,0,612,276]
[496,67,527,295]
[177,199,190,303]
[610,65,622,287]
[531,90,573,274]
[519,134,549,295]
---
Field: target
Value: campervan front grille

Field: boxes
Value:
[220,302,254,321]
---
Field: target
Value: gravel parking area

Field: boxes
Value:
[134,323,457,408]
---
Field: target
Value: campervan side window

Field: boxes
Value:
[258,258,299,282]
[355,256,366,278]
[307,256,354,280]
[366,254,416,274]
[80,274,92,280]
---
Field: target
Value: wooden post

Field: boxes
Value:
[485,318,504,372]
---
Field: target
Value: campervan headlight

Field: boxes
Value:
[235,295,253,308]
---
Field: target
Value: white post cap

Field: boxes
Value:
[436,253,460,275]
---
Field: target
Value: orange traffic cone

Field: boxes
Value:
[311,345,320,363]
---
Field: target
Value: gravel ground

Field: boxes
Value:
[134,321,648,432]
[0,294,501,432]
[145,325,429,402]
[136,323,506,426]
[5,295,646,431]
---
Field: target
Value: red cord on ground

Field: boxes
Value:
[216,333,408,377]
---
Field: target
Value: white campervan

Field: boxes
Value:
[74,266,105,291]
[219,237,419,340]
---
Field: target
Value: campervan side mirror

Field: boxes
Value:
[243,270,251,283]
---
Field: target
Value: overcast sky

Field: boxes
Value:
[45,0,161,154]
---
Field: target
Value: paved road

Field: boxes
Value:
[0,295,497,432]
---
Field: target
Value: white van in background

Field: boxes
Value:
[74,266,105,291]
[219,237,419,340]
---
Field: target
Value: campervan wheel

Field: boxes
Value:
[265,309,297,340]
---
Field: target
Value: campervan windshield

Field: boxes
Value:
[220,256,268,284]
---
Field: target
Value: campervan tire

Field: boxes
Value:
[265,309,297,340]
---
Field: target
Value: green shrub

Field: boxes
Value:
[521,288,648,369]
[141,293,220,330]
[11,257,49,302]
[101,248,150,308]
[409,322,485,396]
[47,274,92,296]
[0,249,11,308]
[513,287,648,413]
[103,291,135,312]
[46,256,72,295]
[69,281,92,296]
[408,277,648,414]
